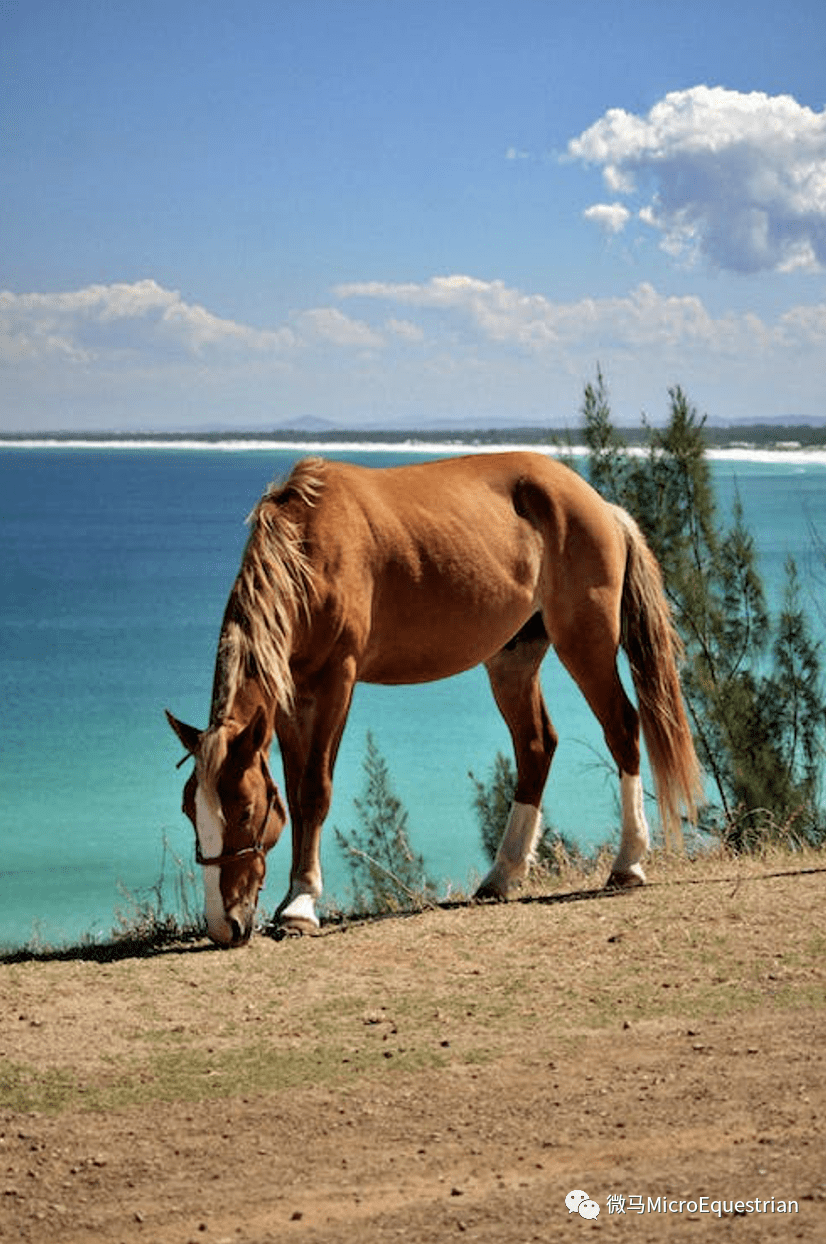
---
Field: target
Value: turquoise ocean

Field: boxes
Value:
[2,442,826,949]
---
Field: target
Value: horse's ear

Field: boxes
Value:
[228,705,268,771]
[165,710,202,756]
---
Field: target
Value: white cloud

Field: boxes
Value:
[335,275,826,422]
[338,275,736,351]
[295,306,384,349]
[0,279,388,371]
[338,273,826,385]
[3,274,825,428]
[0,279,297,365]
[386,317,425,342]
[8,276,826,372]
[582,202,632,234]
[568,86,826,273]
[161,298,296,353]
[337,275,561,349]
[779,302,826,345]
[336,275,494,307]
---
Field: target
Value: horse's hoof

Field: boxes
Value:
[276,889,320,934]
[605,869,645,890]
[276,915,321,938]
[473,882,508,903]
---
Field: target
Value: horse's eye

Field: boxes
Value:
[239,806,254,827]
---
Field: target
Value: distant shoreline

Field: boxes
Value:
[3,428,826,466]
[2,420,826,448]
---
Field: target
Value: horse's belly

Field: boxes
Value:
[357,590,536,685]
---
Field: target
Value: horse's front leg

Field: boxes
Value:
[277,656,357,933]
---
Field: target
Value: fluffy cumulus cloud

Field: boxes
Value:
[0,279,296,363]
[0,279,392,366]
[6,275,826,371]
[3,273,825,427]
[338,275,566,349]
[295,306,383,349]
[336,274,826,416]
[582,202,632,234]
[568,86,826,273]
[337,274,782,354]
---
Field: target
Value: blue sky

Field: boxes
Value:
[3,0,826,430]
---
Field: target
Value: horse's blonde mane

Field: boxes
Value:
[208,457,325,728]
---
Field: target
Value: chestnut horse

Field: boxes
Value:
[167,452,700,946]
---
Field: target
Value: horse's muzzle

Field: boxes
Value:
[207,904,256,948]
[226,913,253,947]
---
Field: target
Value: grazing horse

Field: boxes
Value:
[167,452,700,946]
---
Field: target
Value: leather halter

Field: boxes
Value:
[194,787,278,868]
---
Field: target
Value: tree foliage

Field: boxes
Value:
[334,732,437,913]
[582,372,826,849]
[469,751,518,865]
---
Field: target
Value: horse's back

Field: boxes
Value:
[314,451,612,531]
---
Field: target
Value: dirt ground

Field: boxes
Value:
[1,854,825,1243]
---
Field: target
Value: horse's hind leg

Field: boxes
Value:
[554,620,650,889]
[476,615,557,900]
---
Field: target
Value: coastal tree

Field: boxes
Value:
[581,373,826,849]
[334,732,437,913]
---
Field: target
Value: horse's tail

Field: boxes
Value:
[613,506,702,847]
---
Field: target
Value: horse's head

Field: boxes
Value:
[166,706,287,946]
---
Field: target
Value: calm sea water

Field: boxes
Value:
[2,445,826,949]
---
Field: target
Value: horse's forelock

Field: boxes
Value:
[197,726,229,798]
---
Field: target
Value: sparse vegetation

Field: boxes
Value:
[113,834,205,946]
[334,732,438,914]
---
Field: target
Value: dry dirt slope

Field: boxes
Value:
[1,856,825,1244]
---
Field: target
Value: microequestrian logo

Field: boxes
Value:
[566,1189,601,1220]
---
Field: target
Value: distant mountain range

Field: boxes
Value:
[703,414,826,429]
[3,414,825,444]
[272,412,826,434]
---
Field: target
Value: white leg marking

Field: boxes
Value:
[280,881,321,929]
[478,802,542,898]
[610,772,649,884]
[195,786,234,944]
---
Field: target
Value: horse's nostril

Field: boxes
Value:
[227,916,245,945]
